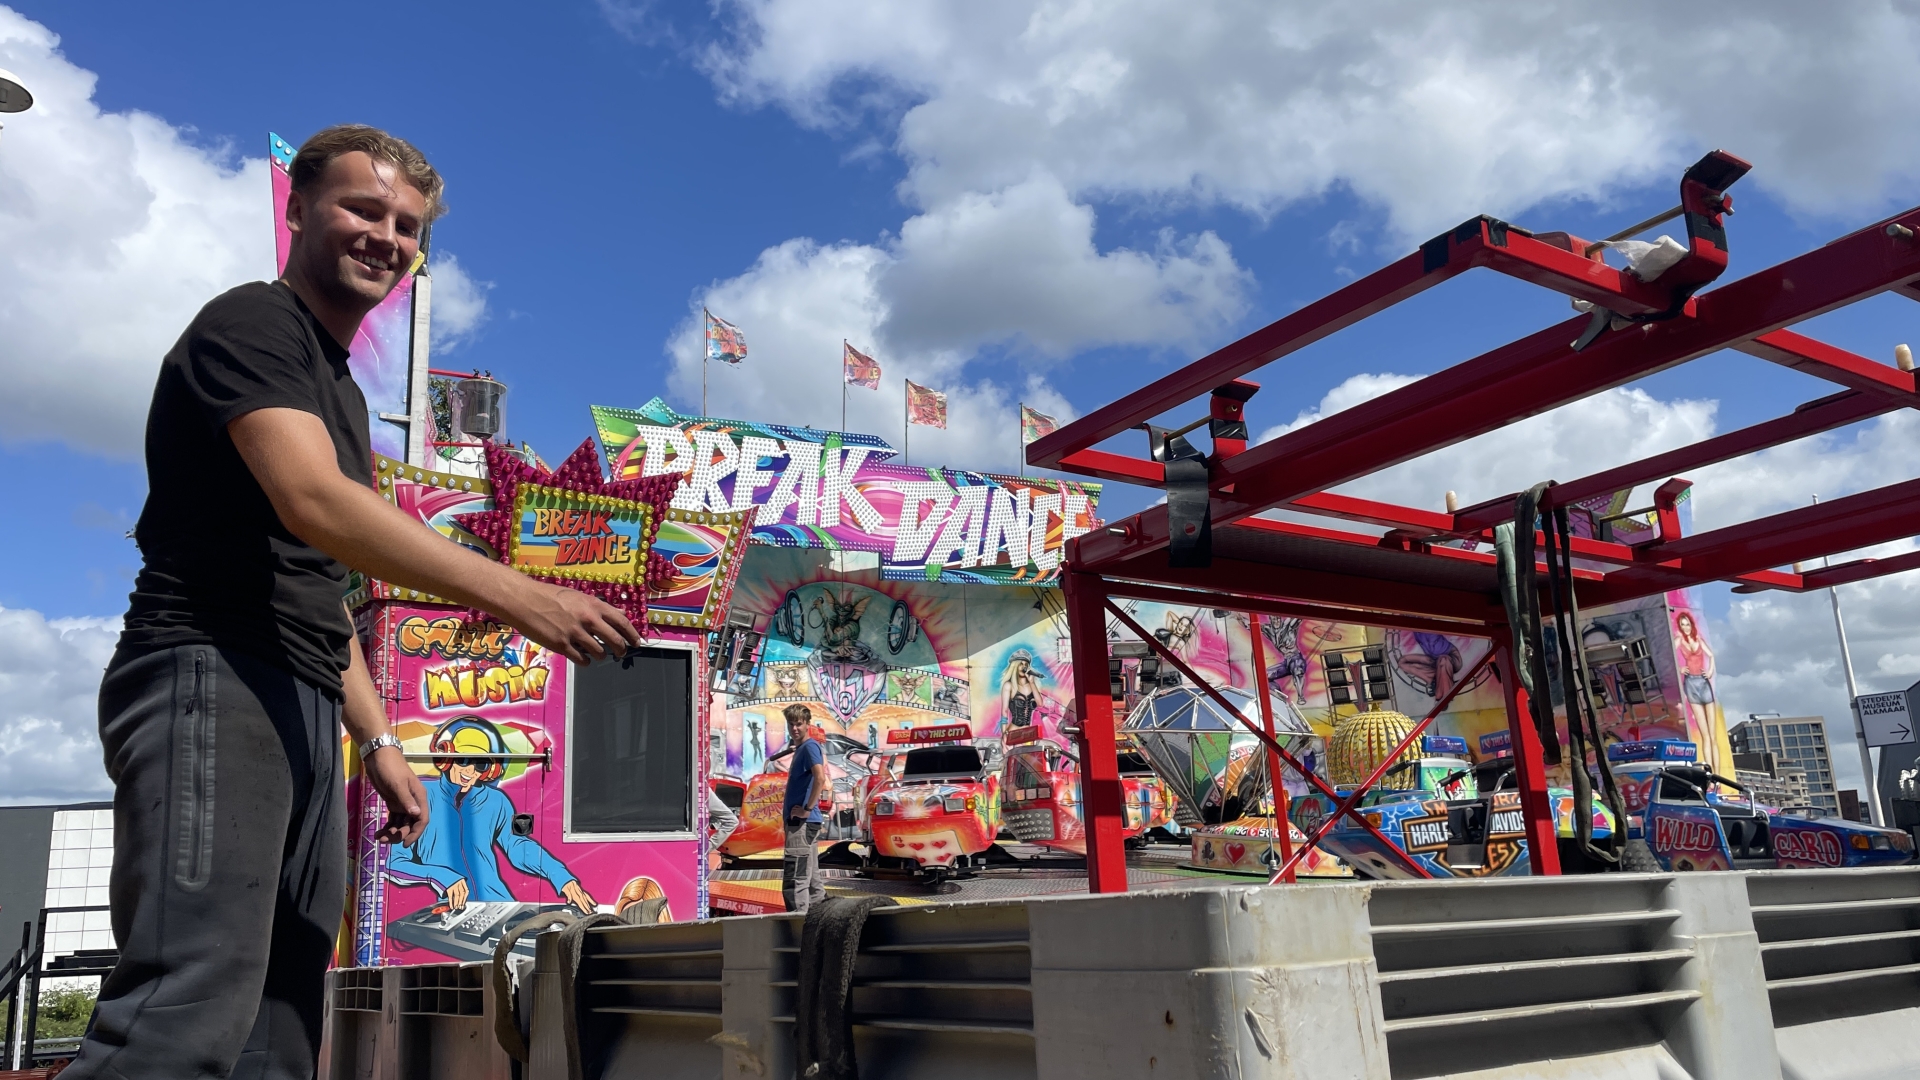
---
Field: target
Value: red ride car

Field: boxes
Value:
[1000,728,1176,853]
[862,724,1002,876]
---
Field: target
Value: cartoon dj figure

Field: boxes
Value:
[388,715,596,913]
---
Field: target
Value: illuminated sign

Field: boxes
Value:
[887,723,973,745]
[454,439,681,627]
[510,485,652,583]
[592,399,1102,585]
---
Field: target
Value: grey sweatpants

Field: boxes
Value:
[65,645,347,1080]
[781,821,826,913]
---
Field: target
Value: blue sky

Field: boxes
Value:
[5,1,1920,802]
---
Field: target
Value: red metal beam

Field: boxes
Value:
[1246,615,1296,883]
[1067,206,1920,568]
[1088,537,1506,627]
[1062,571,1130,893]
[1801,549,1920,590]
[1586,477,1920,604]
[1492,630,1560,875]
[1028,244,1459,469]
[1736,329,1920,400]
[1028,215,1717,472]
[1454,389,1898,531]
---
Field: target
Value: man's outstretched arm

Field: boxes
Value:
[228,407,641,663]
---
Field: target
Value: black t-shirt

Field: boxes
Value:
[120,280,373,695]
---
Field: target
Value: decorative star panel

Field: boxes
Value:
[454,440,681,628]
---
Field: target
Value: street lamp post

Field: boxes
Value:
[0,67,34,143]
[1809,495,1884,826]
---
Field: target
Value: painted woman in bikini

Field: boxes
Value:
[1673,610,1720,771]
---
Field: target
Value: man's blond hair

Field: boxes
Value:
[290,124,446,221]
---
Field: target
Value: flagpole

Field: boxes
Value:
[1016,402,1023,478]
[842,340,848,433]
[701,309,710,417]
[903,378,910,467]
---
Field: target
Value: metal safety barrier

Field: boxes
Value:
[327,866,1920,1079]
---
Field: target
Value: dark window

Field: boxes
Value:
[902,746,983,778]
[570,646,693,833]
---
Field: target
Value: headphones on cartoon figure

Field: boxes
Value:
[431,715,508,785]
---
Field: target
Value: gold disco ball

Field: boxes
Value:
[1327,707,1419,785]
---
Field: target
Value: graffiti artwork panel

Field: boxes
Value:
[351,604,698,966]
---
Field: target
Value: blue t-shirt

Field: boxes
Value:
[783,738,825,823]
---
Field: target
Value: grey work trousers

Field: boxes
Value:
[64,645,347,1080]
[781,820,826,913]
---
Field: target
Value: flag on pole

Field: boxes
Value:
[704,309,747,366]
[905,380,947,428]
[843,342,882,389]
[1020,404,1059,445]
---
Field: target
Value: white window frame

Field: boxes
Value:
[563,637,701,842]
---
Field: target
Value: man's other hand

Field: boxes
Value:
[446,877,469,912]
[511,582,642,665]
[367,744,428,845]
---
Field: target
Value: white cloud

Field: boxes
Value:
[667,176,1247,470]
[880,176,1247,356]
[706,1,1920,239]
[0,607,117,805]
[0,7,272,457]
[427,252,492,353]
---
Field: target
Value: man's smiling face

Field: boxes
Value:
[285,150,426,315]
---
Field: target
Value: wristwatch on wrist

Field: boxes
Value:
[359,733,404,761]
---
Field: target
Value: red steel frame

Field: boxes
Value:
[1041,153,1920,891]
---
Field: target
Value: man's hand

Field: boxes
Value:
[366,744,428,845]
[561,880,597,914]
[509,581,642,665]
[445,877,469,912]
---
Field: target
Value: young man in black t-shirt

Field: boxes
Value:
[65,126,641,1080]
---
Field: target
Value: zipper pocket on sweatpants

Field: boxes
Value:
[174,651,216,891]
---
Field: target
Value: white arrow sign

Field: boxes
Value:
[1855,690,1914,749]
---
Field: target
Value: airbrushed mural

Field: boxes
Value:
[711,546,1078,834]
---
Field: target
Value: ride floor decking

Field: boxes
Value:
[706,843,1257,915]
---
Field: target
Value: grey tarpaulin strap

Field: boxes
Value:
[795,896,895,1079]
[555,912,631,1080]
[1493,484,1563,766]
[1538,500,1628,864]
[491,909,580,1063]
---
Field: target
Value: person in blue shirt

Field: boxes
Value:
[388,716,595,914]
[780,704,830,912]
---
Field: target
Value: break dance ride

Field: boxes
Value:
[1028,148,1920,888]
